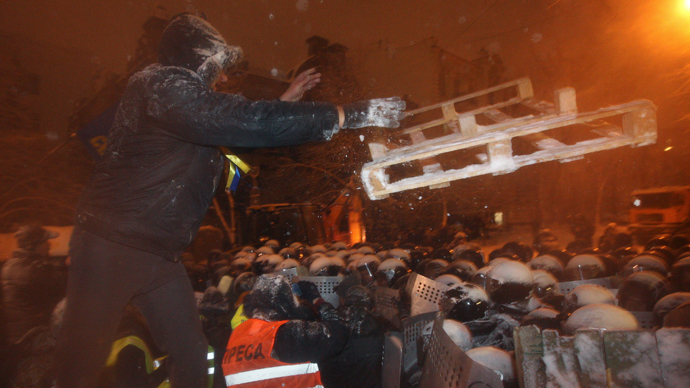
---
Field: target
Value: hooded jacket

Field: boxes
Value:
[74,14,340,260]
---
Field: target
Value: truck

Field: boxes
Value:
[628,186,690,243]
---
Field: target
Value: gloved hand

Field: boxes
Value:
[297,281,321,302]
[342,97,407,129]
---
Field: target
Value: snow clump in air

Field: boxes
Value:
[296,0,309,12]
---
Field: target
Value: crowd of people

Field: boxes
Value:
[2,222,690,387]
[169,224,690,388]
[0,225,67,388]
[2,11,688,387]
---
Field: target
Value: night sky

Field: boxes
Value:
[5,0,690,127]
[2,0,690,238]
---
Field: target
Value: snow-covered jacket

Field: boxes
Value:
[74,14,339,260]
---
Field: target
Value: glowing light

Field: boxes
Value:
[664,146,673,151]
[685,0,690,11]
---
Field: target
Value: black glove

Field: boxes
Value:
[342,97,406,129]
[297,281,321,302]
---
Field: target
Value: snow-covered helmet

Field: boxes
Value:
[533,229,559,256]
[609,246,638,269]
[562,284,615,316]
[435,274,463,288]
[302,252,325,270]
[469,266,493,290]
[452,245,485,268]
[663,301,690,327]
[645,234,673,251]
[333,250,350,261]
[407,249,428,271]
[564,304,638,334]
[440,282,490,322]
[466,347,517,387]
[255,246,274,257]
[646,246,675,267]
[254,254,283,275]
[431,248,452,262]
[387,248,411,262]
[671,257,690,292]
[564,254,607,281]
[451,231,468,246]
[357,245,376,255]
[531,270,559,299]
[527,254,564,280]
[442,319,473,352]
[501,241,534,262]
[621,254,669,278]
[486,260,533,304]
[330,241,348,251]
[673,245,690,259]
[309,256,341,276]
[229,258,252,277]
[355,255,381,285]
[275,258,300,272]
[668,235,690,250]
[617,271,669,312]
[521,307,561,331]
[309,244,327,255]
[421,259,449,280]
[232,272,256,296]
[277,247,296,260]
[347,252,364,265]
[263,239,280,251]
[377,258,409,287]
[444,259,478,282]
[653,292,690,326]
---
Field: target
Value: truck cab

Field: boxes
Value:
[628,186,690,242]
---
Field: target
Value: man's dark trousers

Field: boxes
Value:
[55,227,208,388]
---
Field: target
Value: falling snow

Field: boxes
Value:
[296,0,309,12]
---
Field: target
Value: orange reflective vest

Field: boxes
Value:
[222,319,323,388]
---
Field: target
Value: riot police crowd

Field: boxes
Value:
[2,223,690,387]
